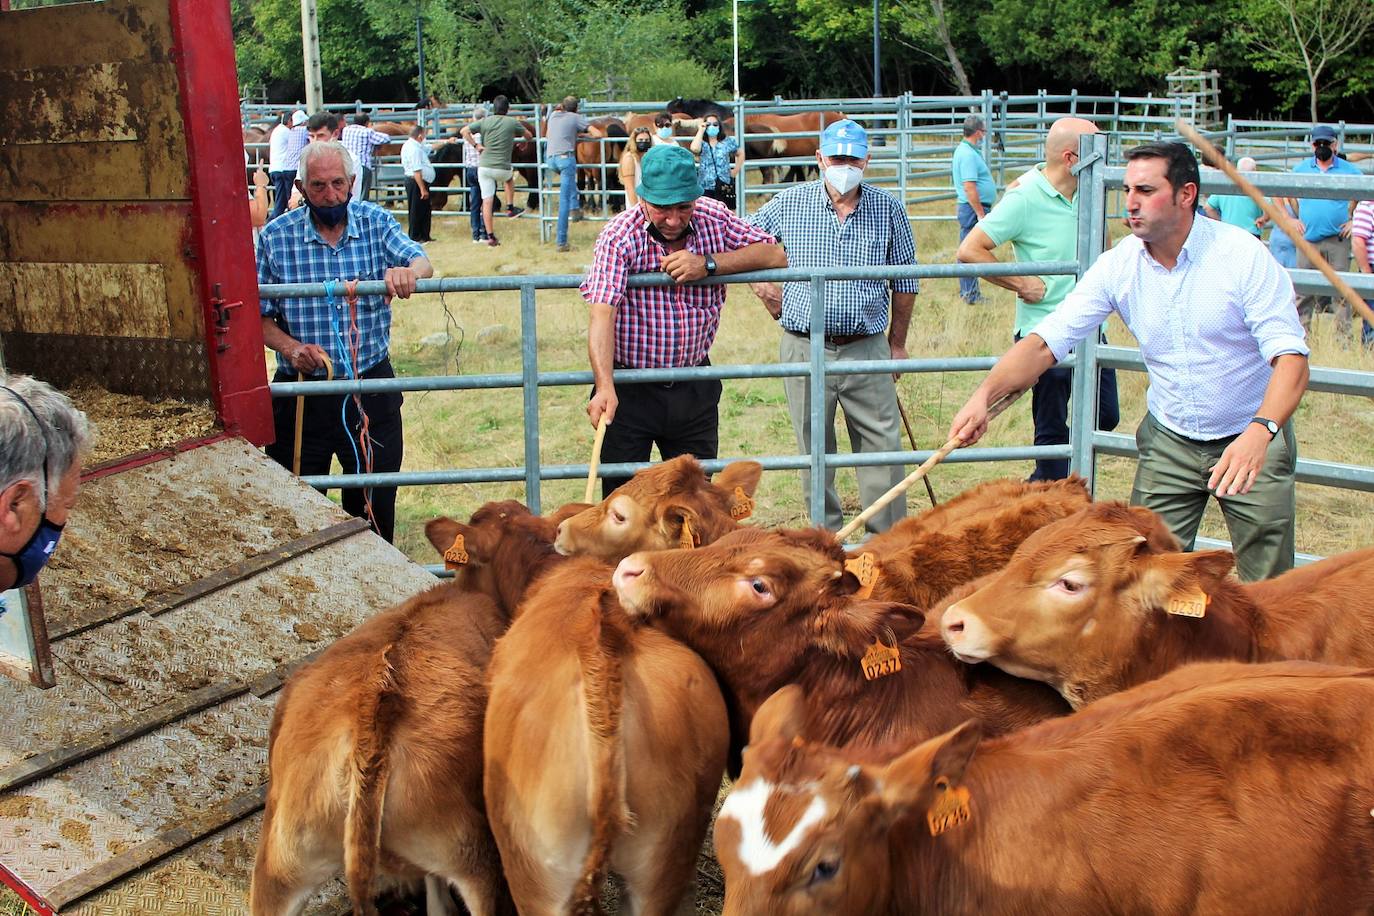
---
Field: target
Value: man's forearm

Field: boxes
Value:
[962,181,985,218]
[956,227,1024,295]
[975,334,1057,405]
[261,315,298,355]
[889,292,914,345]
[1254,353,1309,428]
[589,303,617,390]
[716,241,786,274]
[408,256,435,279]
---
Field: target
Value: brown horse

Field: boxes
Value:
[575,116,627,212]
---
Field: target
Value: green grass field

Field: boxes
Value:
[339,195,1374,567]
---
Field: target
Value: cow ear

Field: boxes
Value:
[660,504,702,550]
[749,685,807,747]
[1135,549,1235,614]
[424,517,465,556]
[1125,505,1182,552]
[812,598,924,657]
[879,720,982,817]
[714,460,763,499]
[547,501,594,526]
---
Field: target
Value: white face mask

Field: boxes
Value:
[823,164,863,195]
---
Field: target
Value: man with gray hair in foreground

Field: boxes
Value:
[256,140,433,543]
[0,375,91,593]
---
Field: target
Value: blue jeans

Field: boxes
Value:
[1015,332,1119,481]
[1364,298,1374,348]
[956,202,982,301]
[466,167,485,240]
[549,153,579,246]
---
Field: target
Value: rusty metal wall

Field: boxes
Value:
[0,0,208,398]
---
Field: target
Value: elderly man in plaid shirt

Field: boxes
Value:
[581,144,786,497]
[750,119,919,533]
[257,140,433,543]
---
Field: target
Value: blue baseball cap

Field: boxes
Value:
[820,119,868,159]
[1310,124,1337,142]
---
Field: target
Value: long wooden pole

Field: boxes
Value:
[584,416,609,504]
[837,390,1024,540]
[895,393,938,507]
[1175,118,1373,327]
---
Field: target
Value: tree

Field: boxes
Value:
[1240,0,1374,120]
[889,0,973,96]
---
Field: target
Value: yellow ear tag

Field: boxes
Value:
[443,534,469,569]
[860,638,902,681]
[730,486,755,520]
[678,517,696,551]
[926,778,972,836]
[844,552,880,600]
[1166,584,1210,618]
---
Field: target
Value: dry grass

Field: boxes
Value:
[341,196,1374,565]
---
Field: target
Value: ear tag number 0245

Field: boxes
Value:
[926,778,972,836]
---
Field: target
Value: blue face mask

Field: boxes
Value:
[706,124,720,138]
[306,197,350,228]
[2,517,63,589]
[657,126,673,140]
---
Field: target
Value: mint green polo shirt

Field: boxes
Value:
[977,164,1077,336]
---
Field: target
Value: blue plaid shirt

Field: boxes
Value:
[750,181,919,335]
[257,200,424,377]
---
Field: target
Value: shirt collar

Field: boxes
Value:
[1027,164,1070,203]
[815,179,866,212]
[300,199,363,247]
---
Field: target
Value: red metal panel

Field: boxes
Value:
[0,860,56,916]
[166,0,274,446]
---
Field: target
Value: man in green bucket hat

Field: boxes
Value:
[580,144,787,496]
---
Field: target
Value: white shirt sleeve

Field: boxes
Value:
[1029,249,1120,361]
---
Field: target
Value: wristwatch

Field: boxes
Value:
[1250,416,1279,439]
[704,253,718,276]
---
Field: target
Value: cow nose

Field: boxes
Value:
[613,556,645,592]
[942,609,967,642]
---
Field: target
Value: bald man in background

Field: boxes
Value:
[956,117,1119,480]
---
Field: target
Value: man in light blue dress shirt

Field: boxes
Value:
[949,142,1310,581]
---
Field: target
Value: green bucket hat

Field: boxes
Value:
[636,144,702,206]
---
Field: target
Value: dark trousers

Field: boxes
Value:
[269,170,295,220]
[360,166,375,201]
[597,371,722,498]
[265,358,405,543]
[1016,333,1120,481]
[466,166,486,240]
[405,177,432,242]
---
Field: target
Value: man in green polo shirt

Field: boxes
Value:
[956,116,1119,481]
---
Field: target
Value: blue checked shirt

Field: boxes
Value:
[257,200,424,378]
[749,181,919,336]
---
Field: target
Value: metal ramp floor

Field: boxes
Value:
[0,437,440,914]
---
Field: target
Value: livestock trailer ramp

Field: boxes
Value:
[0,437,439,914]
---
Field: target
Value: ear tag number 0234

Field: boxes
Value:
[444,534,469,569]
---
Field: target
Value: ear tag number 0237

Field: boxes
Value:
[860,638,901,681]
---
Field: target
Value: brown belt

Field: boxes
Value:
[784,328,871,346]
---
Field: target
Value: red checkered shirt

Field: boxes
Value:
[580,197,777,368]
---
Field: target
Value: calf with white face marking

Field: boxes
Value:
[940,501,1374,707]
[716,664,1374,916]
[613,527,1067,771]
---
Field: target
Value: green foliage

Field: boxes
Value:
[1235,0,1374,119]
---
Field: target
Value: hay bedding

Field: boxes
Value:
[67,386,220,466]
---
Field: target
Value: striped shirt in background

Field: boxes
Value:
[256,200,424,378]
[580,197,777,368]
[1033,215,1307,441]
[462,132,482,168]
[341,124,393,171]
[749,181,919,336]
[282,126,309,171]
[1353,200,1374,266]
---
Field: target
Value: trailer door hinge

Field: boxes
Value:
[210,283,243,354]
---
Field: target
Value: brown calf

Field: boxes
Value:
[484,557,729,915]
[251,584,514,916]
[554,456,762,561]
[861,476,1091,610]
[717,663,1374,916]
[613,527,1067,771]
[426,500,590,617]
[940,501,1374,707]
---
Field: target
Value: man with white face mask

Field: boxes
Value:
[749,118,919,533]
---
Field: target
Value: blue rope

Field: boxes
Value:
[322,279,367,486]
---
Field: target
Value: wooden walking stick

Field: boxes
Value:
[837,390,1024,540]
[584,415,609,504]
[292,355,334,476]
[1175,118,1374,328]
[895,393,939,507]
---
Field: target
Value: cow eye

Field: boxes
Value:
[610,510,626,525]
[1054,577,1086,594]
[809,858,840,886]
[750,577,771,597]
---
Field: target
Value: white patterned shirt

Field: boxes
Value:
[400,137,436,183]
[1032,215,1307,440]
